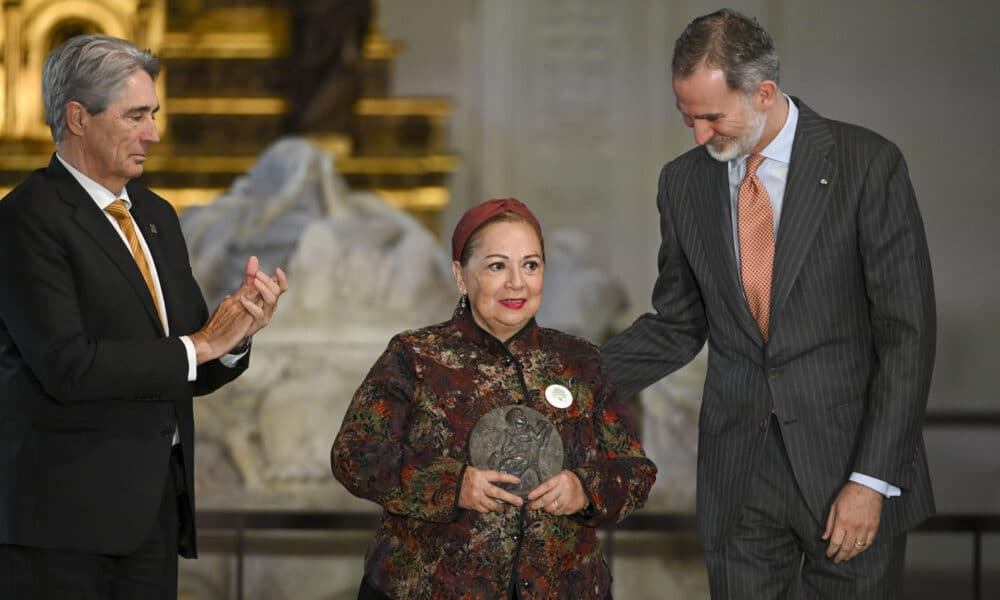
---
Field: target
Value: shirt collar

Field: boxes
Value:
[759,93,798,164]
[56,153,132,211]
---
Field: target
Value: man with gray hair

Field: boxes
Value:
[602,9,935,598]
[0,34,287,598]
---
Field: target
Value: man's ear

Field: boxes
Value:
[65,101,87,136]
[755,80,778,110]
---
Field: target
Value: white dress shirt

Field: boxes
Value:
[56,154,248,444]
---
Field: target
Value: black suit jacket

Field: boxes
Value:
[0,155,247,557]
[602,99,936,550]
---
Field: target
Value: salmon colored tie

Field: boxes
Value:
[105,200,164,329]
[738,154,774,340]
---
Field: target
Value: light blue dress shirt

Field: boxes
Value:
[727,95,797,269]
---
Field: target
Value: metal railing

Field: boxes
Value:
[197,412,999,600]
[196,510,998,600]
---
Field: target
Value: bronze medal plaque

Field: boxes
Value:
[468,405,564,498]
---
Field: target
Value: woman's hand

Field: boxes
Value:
[526,470,588,516]
[459,466,524,513]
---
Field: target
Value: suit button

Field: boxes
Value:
[161,429,173,437]
[767,368,779,378]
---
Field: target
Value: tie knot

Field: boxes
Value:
[745,153,764,177]
[105,199,130,221]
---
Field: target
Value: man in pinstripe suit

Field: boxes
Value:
[601,9,935,599]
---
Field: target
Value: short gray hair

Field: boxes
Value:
[42,34,160,143]
[672,9,780,95]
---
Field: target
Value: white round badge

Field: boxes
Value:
[544,384,573,409]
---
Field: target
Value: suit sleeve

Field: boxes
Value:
[601,163,709,399]
[331,336,465,523]
[158,210,250,397]
[193,343,250,397]
[852,142,936,489]
[0,199,193,404]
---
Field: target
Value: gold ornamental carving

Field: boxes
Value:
[0,1,457,227]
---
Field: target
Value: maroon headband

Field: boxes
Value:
[451,198,542,262]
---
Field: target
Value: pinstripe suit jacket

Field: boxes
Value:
[602,98,936,550]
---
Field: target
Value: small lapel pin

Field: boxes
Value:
[819,178,829,185]
[149,223,158,235]
[545,384,573,409]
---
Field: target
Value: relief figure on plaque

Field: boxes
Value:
[490,407,553,489]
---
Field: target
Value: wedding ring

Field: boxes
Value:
[854,539,866,548]
[552,501,560,510]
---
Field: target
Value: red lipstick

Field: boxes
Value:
[500,299,526,309]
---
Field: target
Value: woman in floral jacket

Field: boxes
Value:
[332,198,656,599]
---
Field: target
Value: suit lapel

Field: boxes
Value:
[49,158,164,333]
[690,153,764,343]
[770,100,837,330]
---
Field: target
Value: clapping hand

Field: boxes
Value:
[191,256,288,364]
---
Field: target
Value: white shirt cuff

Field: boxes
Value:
[850,472,901,497]
[179,335,197,382]
[219,345,250,368]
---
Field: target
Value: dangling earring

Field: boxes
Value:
[460,295,468,309]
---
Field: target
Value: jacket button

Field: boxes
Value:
[161,428,173,437]
[767,368,778,378]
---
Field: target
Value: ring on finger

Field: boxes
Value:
[552,500,560,510]
[853,539,867,548]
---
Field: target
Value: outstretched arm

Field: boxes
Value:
[601,165,708,399]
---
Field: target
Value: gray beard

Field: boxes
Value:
[704,104,767,162]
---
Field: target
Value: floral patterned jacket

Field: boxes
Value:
[331,305,656,599]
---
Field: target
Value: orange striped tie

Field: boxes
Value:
[738,154,774,340]
[105,200,164,329]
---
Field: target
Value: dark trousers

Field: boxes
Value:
[705,415,907,600]
[0,445,190,600]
